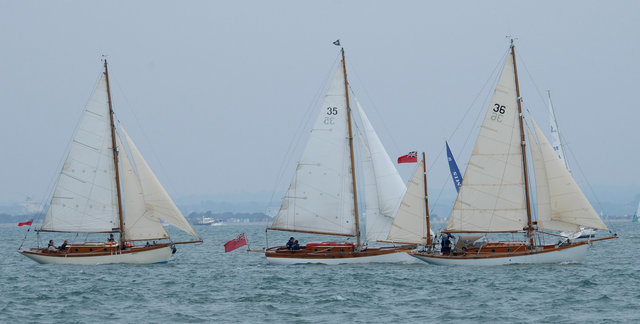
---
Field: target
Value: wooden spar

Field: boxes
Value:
[104,60,125,246]
[423,152,432,247]
[266,227,355,237]
[172,240,204,245]
[510,42,534,247]
[342,48,361,247]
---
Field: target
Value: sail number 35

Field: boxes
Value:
[324,107,338,125]
[491,103,506,122]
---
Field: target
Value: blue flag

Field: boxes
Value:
[446,141,462,192]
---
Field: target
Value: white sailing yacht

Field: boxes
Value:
[20,61,201,265]
[264,47,414,264]
[411,41,616,266]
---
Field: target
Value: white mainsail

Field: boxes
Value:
[447,56,528,232]
[41,75,120,233]
[547,91,570,171]
[387,160,432,244]
[270,62,356,236]
[121,129,198,238]
[356,99,406,242]
[529,118,608,231]
[118,133,170,241]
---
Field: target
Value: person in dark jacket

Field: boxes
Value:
[291,240,300,250]
[441,233,452,255]
[286,237,295,250]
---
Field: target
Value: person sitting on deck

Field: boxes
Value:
[47,240,59,252]
[106,234,116,245]
[441,233,452,255]
[286,237,295,250]
[291,240,300,251]
[58,240,69,251]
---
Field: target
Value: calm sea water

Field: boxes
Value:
[1,222,639,323]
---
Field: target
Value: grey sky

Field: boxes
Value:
[1,1,639,213]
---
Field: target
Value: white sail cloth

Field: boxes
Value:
[447,55,528,232]
[387,160,433,244]
[41,75,120,232]
[271,61,356,236]
[356,100,406,242]
[528,119,607,231]
[121,129,199,239]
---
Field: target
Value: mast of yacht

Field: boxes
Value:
[341,48,362,247]
[422,152,432,249]
[510,41,535,246]
[104,59,125,246]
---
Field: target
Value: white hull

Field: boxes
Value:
[20,246,173,265]
[412,244,589,266]
[266,251,421,265]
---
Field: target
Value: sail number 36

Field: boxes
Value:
[491,103,506,122]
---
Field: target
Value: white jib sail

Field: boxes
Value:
[387,160,431,244]
[271,61,356,236]
[355,99,406,242]
[121,129,199,238]
[447,55,528,232]
[118,134,169,241]
[530,118,608,231]
[41,74,120,233]
[547,91,570,171]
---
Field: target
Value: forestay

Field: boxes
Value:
[356,99,405,242]
[447,56,528,232]
[529,119,607,231]
[41,75,120,233]
[270,62,356,236]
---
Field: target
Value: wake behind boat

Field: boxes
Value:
[411,40,616,266]
[19,60,201,265]
[264,46,417,264]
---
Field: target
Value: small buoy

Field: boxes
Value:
[171,246,177,254]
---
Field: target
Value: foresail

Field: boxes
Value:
[41,74,120,233]
[548,92,570,170]
[270,62,356,236]
[356,99,405,242]
[387,160,431,244]
[447,56,528,232]
[121,129,199,238]
[530,118,607,231]
[118,134,169,241]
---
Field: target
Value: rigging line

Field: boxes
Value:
[345,57,402,154]
[266,53,343,210]
[110,77,181,199]
[516,52,550,113]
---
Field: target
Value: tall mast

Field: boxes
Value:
[510,41,534,246]
[341,48,361,247]
[104,60,125,246]
[422,152,432,248]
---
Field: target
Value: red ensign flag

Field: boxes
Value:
[224,233,248,252]
[397,151,418,164]
[18,219,33,227]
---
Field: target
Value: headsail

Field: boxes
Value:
[447,55,528,232]
[529,118,608,231]
[387,159,432,244]
[355,99,405,242]
[270,61,356,236]
[118,132,170,241]
[121,129,199,238]
[41,74,120,233]
[547,91,570,171]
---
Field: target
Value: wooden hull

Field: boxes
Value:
[20,243,173,265]
[411,242,589,266]
[265,245,419,265]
